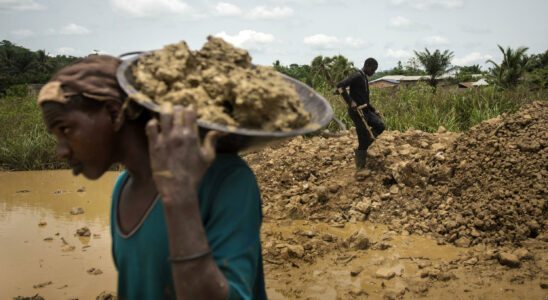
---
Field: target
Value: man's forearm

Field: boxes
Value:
[163,189,229,300]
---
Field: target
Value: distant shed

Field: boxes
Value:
[370,78,399,88]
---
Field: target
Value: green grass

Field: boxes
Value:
[0,84,546,170]
[0,86,67,171]
[322,83,547,134]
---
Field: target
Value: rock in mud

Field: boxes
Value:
[76,227,91,237]
[32,281,52,289]
[350,266,364,276]
[375,268,396,279]
[13,295,44,300]
[284,244,305,258]
[70,207,84,215]
[96,291,117,300]
[497,252,521,268]
[87,268,103,275]
[454,237,471,248]
[513,248,531,261]
[315,185,329,203]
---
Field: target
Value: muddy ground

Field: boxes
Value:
[245,101,548,299]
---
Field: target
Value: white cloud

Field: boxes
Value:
[388,16,411,28]
[54,47,76,55]
[303,34,338,50]
[385,48,412,58]
[110,0,191,18]
[0,0,45,12]
[270,0,342,3]
[388,16,429,31]
[452,52,492,65]
[247,6,293,19]
[59,23,91,35]
[45,24,91,35]
[10,29,34,38]
[214,2,242,16]
[214,30,275,50]
[461,25,491,34]
[390,0,463,10]
[303,34,364,50]
[423,35,449,46]
[343,37,365,48]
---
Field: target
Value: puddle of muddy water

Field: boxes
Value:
[0,170,119,299]
[2,171,546,300]
[262,221,547,300]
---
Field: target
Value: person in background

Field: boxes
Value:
[336,57,385,169]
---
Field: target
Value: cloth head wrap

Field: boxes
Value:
[37,55,143,119]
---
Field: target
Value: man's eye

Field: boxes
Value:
[60,127,71,134]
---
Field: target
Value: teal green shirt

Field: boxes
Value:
[110,153,266,300]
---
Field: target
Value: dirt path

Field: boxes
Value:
[245,101,548,299]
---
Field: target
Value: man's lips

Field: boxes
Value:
[70,162,83,175]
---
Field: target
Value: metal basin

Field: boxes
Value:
[116,52,333,153]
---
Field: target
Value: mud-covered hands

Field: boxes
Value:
[145,103,223,201]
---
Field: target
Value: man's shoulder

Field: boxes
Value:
[204,153,255,184]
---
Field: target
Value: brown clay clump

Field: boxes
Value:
[130,36,311,131]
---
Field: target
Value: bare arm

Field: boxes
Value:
[145,103,228,300]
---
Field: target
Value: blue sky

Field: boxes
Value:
[1,0,547,71]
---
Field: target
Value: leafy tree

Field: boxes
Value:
[525,49,548,71]
[327,55,356,86]
[486,45,529,88]
[457,64,482,74]
[413,48,454,90]
[30,49,54,74]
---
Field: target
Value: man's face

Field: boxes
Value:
[42,102,116,180]
[364,64,377,76]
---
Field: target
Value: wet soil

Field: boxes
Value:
[3,102,547,299]
[245,101,548,299]
[131,36,310,131]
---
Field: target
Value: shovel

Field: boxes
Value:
[337,88,375,141]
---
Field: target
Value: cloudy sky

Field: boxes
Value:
[1,0,547,71]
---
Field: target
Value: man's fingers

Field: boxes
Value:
[173,105,183,127]
[145,119,159,146]
[160,102,174,135]
[201,131,226,163]
[182,108,198,135]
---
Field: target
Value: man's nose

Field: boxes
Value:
[56,140,71,160]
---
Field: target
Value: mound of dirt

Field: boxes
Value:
[130,36,310,131]
[246,101,547,248]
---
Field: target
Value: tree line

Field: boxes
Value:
[274,46,548,92]
[1,39,547,95]
[0,40,80,94]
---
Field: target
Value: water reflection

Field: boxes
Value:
[0,170,119,299]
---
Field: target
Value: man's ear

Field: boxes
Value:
[104,101,125,132]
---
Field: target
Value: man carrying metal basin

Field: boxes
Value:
[37,47,330,300]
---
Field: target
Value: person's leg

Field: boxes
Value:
[364,109,385,137]
[348,109,371,169]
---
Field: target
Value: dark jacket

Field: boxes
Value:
[336,69,375,111]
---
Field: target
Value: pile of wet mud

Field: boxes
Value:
[246,101,547,248]
[131,36,310,131]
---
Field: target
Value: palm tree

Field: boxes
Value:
[329,55,356,85]
[30,49,54,74]
[486,45,530,88]
[310,55,333,87]
[413,48,454,91]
